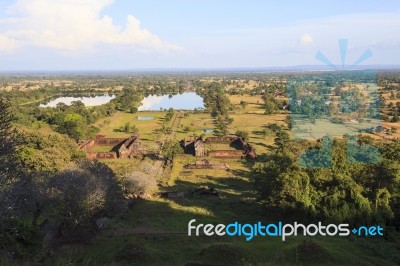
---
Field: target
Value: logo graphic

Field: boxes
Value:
[315,39,373,70]
[188,219,384,242]
[287,39,381,168]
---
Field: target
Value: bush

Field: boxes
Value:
[44,160,122,226]
[0,220,42,258]
[123,163,160,195]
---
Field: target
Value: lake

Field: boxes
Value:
[137,116,155,121]
[138,92,204,111]
[40,94,115,107]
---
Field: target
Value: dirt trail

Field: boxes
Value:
[108,225,186,236]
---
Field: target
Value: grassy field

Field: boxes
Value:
[174,112,217,140]
[91,145,114,153]
[229,94,265,114]
[94,111,167,151]
[50,154,400,265]
[226,94,288,154]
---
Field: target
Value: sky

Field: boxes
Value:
[0,0,399,70]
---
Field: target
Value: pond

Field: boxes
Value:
[138,92,205,111]
[39,94,115,108]
[201,129,214,133]
[137,116,155,121]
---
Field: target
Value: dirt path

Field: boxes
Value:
[108,225,186,236]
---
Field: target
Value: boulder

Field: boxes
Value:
[96,217,110,230]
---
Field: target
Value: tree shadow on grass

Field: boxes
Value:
[159,158,263,224]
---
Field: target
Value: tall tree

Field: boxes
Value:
[0,98,23,195]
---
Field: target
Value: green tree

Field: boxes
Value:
[0,99,22,187]
[391,113,399,122]
[235,130,249,141]
[274,130,290,151]
[161,141,183,162]
[61,113,86,141]
[262,93,279,115]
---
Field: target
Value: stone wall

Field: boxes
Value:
[205,137,236,144]
[185,160,229,170]
[78,139,95,152]
[86,151,117,160]
[208,150,244,158]
[95,152,118,159]
[95,136,127,146]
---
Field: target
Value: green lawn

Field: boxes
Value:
[50,154,400,265]
[174,112,217,141]
[228,94,265,114]
[229,112,288,154]
[91,145,114,153]
[94,111,166,151]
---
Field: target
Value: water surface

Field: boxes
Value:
[138,92,204,111]
[137,116,155,121]
[40,94,115,107]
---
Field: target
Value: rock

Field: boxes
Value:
[138,192,151,199]
[127,198,137,209]
[96,217,110,230]
[39,219,62,250]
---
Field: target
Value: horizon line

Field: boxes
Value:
[1,64,400,74]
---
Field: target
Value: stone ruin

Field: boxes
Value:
[184,160,230,170]
[180,136,257,159]
[181,137,206,157]
[78,134,144,160]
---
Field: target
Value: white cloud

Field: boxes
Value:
[0,35,19,53]
[300,33,314,45]
[1,0,182,53]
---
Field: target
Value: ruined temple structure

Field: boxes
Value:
[117,136,142,159]
[78,134,144,160]
[244,144,257,159]
[181,136,257,159]
[185,160,230,170]
[181,137,206,157]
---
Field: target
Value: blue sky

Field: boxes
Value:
[0,0,399,70]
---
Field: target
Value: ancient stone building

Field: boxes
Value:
[194,139,206,157]
[181,136,206,157]
[79,134,143,159]
[118,136,142,159]
[244,145,257,159]
[182,136,256,159]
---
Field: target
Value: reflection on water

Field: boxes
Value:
[202,129,214,133]
[137,116,155,121]
[138,92,204,111]
[40,94,115,107]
